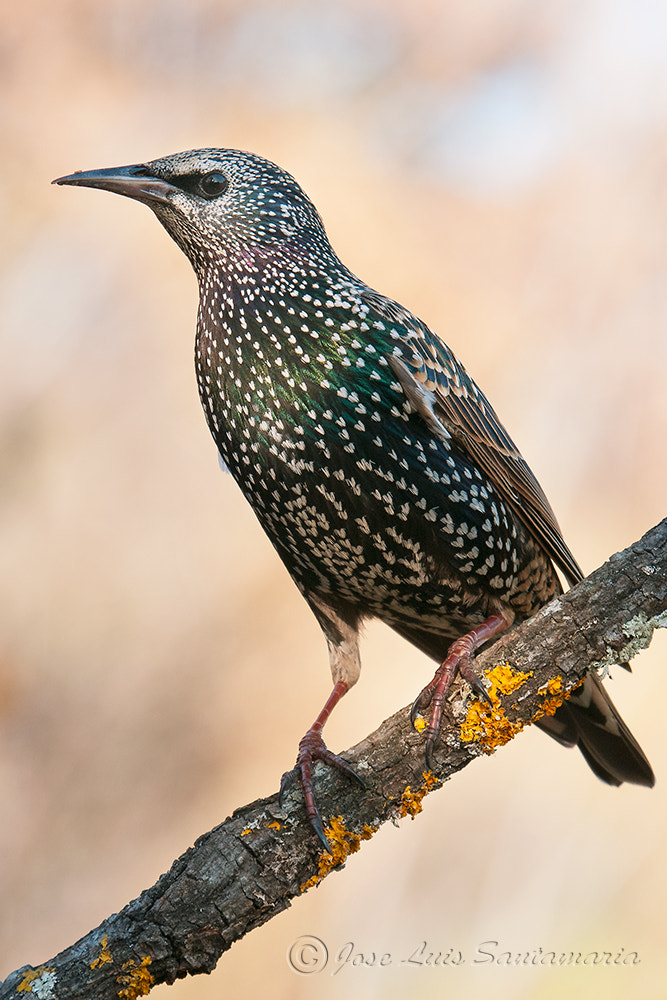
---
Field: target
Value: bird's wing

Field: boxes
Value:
[369,299,582,585]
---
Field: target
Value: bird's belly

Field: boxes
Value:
[241,448,557,636]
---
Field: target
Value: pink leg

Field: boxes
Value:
[280,680,364,852]
[411,612,512,769]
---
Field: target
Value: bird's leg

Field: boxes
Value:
[280,680,364,853]
[411,611,512,769]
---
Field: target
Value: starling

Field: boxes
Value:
[54,150,654,849]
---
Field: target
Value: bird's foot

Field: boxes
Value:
[280,729,364,853]
[411,613,511,770]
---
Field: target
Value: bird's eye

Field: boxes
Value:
[197,171,229,199]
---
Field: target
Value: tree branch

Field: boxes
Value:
[2,518,666,1000]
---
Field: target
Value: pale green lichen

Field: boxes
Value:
[591,610,667,675]
[16,968,57,998]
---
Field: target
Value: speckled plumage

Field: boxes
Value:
[55,149,654,846]
[165,152,564,641]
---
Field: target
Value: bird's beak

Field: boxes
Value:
[52,164,176,206]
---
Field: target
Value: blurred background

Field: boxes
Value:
[1,1,666,998]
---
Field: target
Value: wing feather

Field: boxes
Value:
[373,302,582,585]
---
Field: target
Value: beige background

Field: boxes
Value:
[1,2,666,998]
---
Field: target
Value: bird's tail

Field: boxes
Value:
[535,672,654,787]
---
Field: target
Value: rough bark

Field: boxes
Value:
[1,518,665,1000]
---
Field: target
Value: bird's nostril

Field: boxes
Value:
[128,164,151,177]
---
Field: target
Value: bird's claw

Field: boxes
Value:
[410,685,435,726]
[280,730,364,853]
[424,734,439,774]
[457,658,493,705]
[411,642,493,768]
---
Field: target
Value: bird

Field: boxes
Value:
[54,149,654,850]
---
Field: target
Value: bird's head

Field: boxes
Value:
[54,148,331,270]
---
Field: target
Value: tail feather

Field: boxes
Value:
[535,673,654,787]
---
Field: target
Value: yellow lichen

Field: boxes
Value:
[241,828,251,836]
[116,956,154,999]
[17,968,55,994]
[533,674,583,719]
[460,664,580,752]
[460,697,525,750]
[399,770,439,819]
[412,714,427,733]
[535,676,566,717]
[300,816,377,891]
[266,820,282,831]
[91,934,113,969]
[459,662,533,751]
[486,662,534,698]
